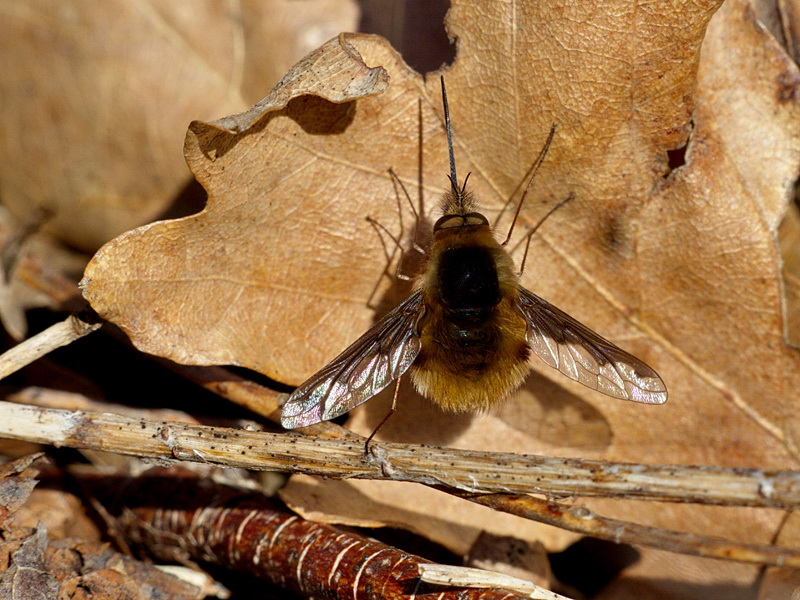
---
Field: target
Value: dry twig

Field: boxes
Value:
[0,311,100,380]
[2,399,800,568]
[163,363,358,439]
[454,492,799,568]
[0,400,797,508]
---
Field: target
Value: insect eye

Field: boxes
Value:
[463,212,489,226]
[433,212,489,232]
[433,215,462,231]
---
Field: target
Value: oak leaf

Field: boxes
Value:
[0,0,357,251]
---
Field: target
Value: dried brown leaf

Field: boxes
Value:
[0,0,357,251]
[0,524,208,600]
[0,526,59,600]
[781,201,800,346]
[83,34,392,377]
[287,0,800,565]
[0,454,40,529]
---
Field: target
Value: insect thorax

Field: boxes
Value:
[438,245,500,323]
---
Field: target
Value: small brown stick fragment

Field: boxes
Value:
[86,468,533,600]
[0,311,101,380]
[7,387,204,424]
[155,363,360,439]
[458,492,800,568]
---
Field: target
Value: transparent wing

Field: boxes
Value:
[281,290,425,428]
[517,286,667,404]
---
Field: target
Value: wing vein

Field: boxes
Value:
[281,290,425,428]
[517,286,667,404]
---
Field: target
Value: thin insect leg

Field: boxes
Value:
[364,168,426,302]
[502,123,558,246]
[364,377,402,454]
[366,216,413,282]
[387,168,408,256]
[364,217,404,308]
[491,168,531,230]
[518,192,575,275]
[366,216,398,265]
[388,168,426,255]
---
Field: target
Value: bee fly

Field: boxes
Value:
[281,78,667,442]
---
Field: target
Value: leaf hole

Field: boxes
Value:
[666,143,687,173]
[664,140,688,178]
[662,121,695,180]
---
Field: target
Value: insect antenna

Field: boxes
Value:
[502,123,558,245]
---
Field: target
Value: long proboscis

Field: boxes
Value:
[440,76,462,206]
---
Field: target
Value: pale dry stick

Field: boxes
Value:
[0,311,101,380]
[1,400,799,508]
[163,363,359,439]
[4,401,800,567]
[452,491,800,569]
[260,415,800,567]
[418,564,571,600]
[8,386,207,424]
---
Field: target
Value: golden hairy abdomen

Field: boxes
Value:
[410,296,530,411]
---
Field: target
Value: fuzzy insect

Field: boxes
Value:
[281,78,667,438]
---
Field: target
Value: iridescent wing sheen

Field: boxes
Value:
[280,290,425,428]
[517,286,667,404]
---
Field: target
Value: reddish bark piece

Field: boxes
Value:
[90,469,539,600]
